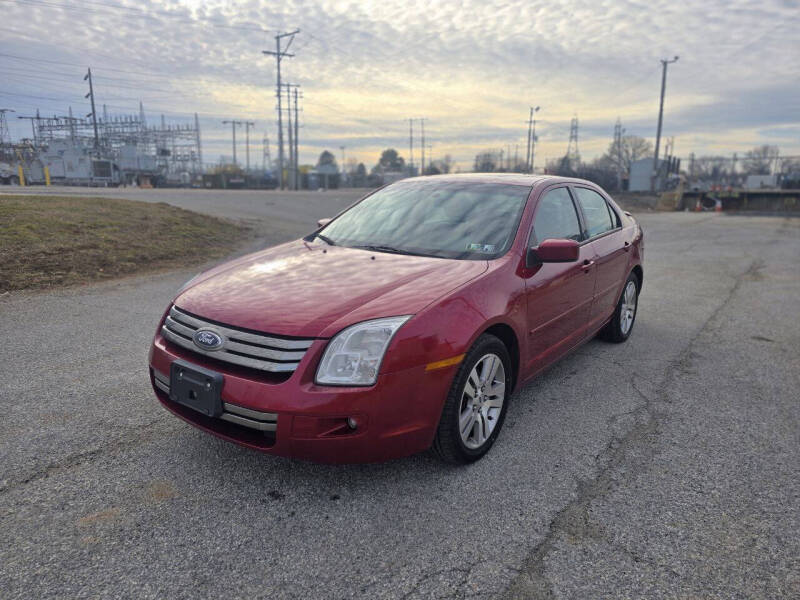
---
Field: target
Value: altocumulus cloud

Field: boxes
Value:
[2,0,798,166]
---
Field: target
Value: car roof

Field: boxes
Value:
[403,173,593,188]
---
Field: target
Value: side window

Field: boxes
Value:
[531,187,582,246]
[574,187,614,238]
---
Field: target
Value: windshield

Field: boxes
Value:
[315,180,530,260]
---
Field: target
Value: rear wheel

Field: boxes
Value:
[432,334,512,464]
[599,272,639,343]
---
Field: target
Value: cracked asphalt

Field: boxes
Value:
[1,191,798,599]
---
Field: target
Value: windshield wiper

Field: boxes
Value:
[313,233,336,246]
[353,244,437,258]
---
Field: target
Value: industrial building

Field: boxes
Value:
[0,107,202,187]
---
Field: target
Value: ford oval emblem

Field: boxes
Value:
[193,329,224,351]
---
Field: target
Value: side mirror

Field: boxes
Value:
[526,238,579,267]
[317,217,332,228]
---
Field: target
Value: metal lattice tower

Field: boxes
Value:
[566,116,580,165]
[0,109,13,146]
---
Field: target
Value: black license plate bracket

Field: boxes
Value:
[169,360,224,418]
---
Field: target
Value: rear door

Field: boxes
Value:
[523,186,596,375]
[572,186,630,331]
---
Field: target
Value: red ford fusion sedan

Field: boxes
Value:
[148,174,643,464]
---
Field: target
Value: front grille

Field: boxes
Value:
[161,305,313,374]
[153,368,278,433]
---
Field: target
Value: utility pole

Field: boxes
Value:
[528,107,541,174]
[340,145,346,184]
[84,68,100,149]
[262,134,272,171]
[194,112,203,173]
[293,87,300,190]
[525,108,534,173]
[409,119,415,175]
[243,121,255,171]
[614,118,625,191]
[222,120,243,165]
[263,29,299,190]
[419,118,426,174]
[652,55,679,191]
[285,84,293,189]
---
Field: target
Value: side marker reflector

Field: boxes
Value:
[425,354,466,371]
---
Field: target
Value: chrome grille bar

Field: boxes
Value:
[160,305,313,373]
[152,368,278,433]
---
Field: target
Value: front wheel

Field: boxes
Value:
[432,334,512,464]
[599,272,639,343]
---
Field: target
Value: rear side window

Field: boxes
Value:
[574,187,615,238]
[531,187,582,246]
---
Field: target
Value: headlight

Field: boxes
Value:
[315,316,411,386]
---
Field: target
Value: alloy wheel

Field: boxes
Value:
[458,353,506,449]
[620,280,637,335]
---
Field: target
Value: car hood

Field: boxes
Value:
[175,240,488,338]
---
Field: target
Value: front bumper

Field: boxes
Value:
[149,334,456,463]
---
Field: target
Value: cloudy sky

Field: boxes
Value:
[2,0,799,170]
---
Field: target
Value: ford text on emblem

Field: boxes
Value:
[193,329,224,351]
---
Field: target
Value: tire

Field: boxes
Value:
[599,272,640,343]
[432,334,512,464]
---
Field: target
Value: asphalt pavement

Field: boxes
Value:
[1,188,798,599]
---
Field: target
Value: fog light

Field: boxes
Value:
[347,417,358,430]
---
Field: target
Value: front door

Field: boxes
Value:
[523,186,597,376]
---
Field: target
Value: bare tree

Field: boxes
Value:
[742,145,779,175]
[473,152,498,172]
[601,135,653,175]
[693,156,731,183]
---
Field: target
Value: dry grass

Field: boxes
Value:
[0,195,249,292]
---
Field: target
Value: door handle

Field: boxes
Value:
[623,241,631,252]
[582,259,594,272]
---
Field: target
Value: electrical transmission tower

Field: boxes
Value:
[0,109,14,145]
[263,29,299,189]
[566,116,580,168]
